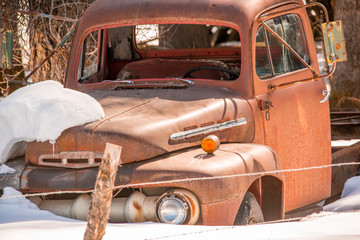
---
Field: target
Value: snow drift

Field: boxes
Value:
[1,181,360,240]
[0,80,105,165]
[324,176,360,212]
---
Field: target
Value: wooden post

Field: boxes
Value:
[84,143,122,240]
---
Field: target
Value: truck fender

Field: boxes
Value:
[131,143,285,225]
[201,143,284,225]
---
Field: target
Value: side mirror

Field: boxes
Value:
[322,21,348,64]
[1,30,13,69]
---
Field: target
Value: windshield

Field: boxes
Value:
[77,23,241,84]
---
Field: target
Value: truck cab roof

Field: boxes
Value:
[65,0,305,91]
[80,0,303,29]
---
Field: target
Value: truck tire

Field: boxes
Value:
[234,192,264,225]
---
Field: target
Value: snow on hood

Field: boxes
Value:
[323,176,360,212]
[0,80,105,165]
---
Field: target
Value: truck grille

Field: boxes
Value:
[38,151,103,169]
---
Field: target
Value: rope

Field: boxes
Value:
[1,161,359,200]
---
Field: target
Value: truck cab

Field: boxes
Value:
[5,0,348,225]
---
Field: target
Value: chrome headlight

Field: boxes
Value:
[157,195,189,224]
[156,188,200,225]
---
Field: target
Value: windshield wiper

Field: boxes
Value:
[170,77,195,86]
[113,78,194,90]
[102,80,134,84]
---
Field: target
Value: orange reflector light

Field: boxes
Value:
[201,135,220,154]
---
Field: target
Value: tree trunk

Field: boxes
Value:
[28,0,96,84]
[330,0,360,109]
[29,30,52,83]
[0,0,25,96]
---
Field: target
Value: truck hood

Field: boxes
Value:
[26,85,254,165]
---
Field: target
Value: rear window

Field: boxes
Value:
[135,24,240,50]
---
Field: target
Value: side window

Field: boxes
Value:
[256,25,272,78]
[256,14,310,79]
[77,30,100,82]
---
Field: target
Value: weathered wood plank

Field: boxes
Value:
[84,143,122,240]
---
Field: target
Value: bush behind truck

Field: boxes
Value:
[0,0,354,225]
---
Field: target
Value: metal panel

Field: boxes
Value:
[322,21,348,63]
[1,30,13,69]
[21,164,133,192]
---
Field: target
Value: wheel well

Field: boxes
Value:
[248,176,283,222]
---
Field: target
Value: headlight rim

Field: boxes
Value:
[156,191,191,224]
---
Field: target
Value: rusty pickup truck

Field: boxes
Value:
[1,0,353,225]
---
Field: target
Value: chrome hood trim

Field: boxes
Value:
[170,118,247,140]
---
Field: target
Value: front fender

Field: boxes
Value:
[131,143,284,224]
[132,143,283,202]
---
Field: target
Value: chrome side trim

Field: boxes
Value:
[170,118,247,140]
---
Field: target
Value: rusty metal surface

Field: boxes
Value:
[131,143,283,225]
[38,151,102,169]
[24,143,283,197]
[23,142,283,225]
[321,20,348,63]
[21,163,133,192]
[252,1,332,212]
[26,85,254,165]
[130,143,282,203]
[255,80,332,212]
[201,196,243,225]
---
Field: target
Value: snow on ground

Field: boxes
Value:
[0,80,105,165]
[0,188,78,224]
[1,177,360,240]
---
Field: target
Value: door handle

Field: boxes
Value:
[258,99,274,121]
[320,89,330,103]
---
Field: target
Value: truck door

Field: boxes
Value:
[253,12,331,212]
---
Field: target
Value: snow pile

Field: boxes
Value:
[324,176,360,212]
[2,181,358,240]
[0,164,16,174]
[1,179,360,240]
[0,187,77,224]
[341,176,360,198]
[0,187,39,211]
[0,80,105,165]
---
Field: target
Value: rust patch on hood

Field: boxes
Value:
[26,86,254,165]
[90,97,159,147]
